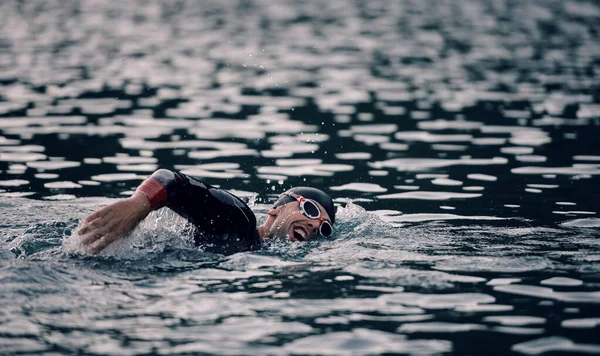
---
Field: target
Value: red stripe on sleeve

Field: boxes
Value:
[136,178,167,210]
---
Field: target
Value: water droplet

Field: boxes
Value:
[278,180,284,185]
[266,180,271,184]
[291,108,294,111]
[243,64,247,67]
[259,65,264,69]
[271,185,276,191]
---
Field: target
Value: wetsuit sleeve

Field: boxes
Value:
[136,169,259,251]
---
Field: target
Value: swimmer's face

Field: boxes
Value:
[266,200,332,242]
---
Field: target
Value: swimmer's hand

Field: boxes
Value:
[78,192,152,254]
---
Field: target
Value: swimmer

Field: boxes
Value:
[77,169,335,254]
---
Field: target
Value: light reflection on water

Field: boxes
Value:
[1,0,600,354]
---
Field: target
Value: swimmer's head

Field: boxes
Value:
[273,187,336,225]
[258,187,335,242]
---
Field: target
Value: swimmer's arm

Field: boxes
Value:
[78,191,152,254]
[78,169,196,254]
[78,169,228,253]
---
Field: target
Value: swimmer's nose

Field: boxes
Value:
[306,220,320,237]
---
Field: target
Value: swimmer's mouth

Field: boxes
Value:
[290,226,308,242]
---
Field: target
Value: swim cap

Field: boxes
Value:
[273,187,336,225]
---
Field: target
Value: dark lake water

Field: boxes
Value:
[1,0,600,355]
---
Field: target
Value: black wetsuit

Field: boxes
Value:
[148,169,260,254]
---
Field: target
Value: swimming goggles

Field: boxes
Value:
[282,191,333,237]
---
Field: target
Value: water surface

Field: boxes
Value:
[1,0,600,355]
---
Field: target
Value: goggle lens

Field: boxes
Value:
[301,200,321,218]
[320,221,333,237]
